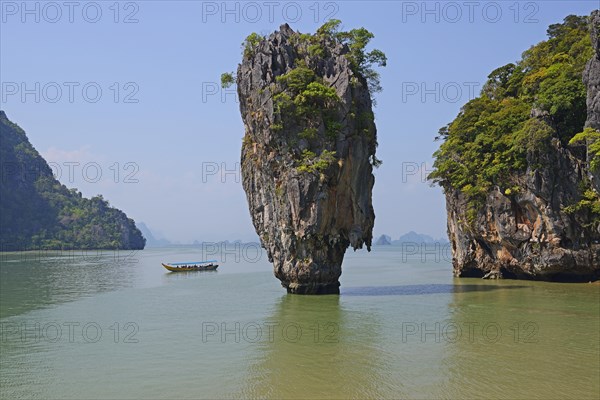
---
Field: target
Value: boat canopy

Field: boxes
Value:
[169,260,218,265]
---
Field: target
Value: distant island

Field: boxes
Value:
[0,111,145,251]
[374,232,449,245]
[137,222,171,248]
[374,234,391,245]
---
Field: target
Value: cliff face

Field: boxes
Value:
[584,11,600,131]
[237,24,377,293]
[584,11,600,191]
[0,111,146,251]
[436,13,600,282]
[445,136,599,281]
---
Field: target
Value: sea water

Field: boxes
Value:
[0,246,598,399]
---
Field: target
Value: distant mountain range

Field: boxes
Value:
[374,231,449,245]
[374,234,392,245]
[137,223,261,247]
[140,224,449,249]
[137,222,171,247]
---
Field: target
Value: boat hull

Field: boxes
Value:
[162,263,218,272]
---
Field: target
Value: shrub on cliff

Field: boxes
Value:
[222,20,387,100]
[570,127,600,171]
[0,112,146,250]
[316,19,387,96]
[429,14,595,224]
[227,21,386,172]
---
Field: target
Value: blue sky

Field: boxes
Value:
[2,0,599,243]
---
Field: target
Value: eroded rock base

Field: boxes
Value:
[284,281,341,295]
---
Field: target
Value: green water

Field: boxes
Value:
[0,247,598,399]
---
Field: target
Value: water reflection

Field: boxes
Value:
[1,248,597,399]
[342,283,527,296]
[240,294,392,399]
[161,269,218,285]
[442,278,600,399]
[0,250,139,319]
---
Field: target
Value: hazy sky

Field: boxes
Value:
[2,0,598,243]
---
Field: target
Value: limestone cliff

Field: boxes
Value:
[0,111,146,251]
[431,13,600,282]
[444,137,599,281]
[584,11,600,192]
[236,24,380,293]
[584,11,600,131]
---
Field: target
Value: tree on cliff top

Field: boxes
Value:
[222,20,387,100]
[316,19,387,96]
[223,21,386,169]
[428,14,595,223]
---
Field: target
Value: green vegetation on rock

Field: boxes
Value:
[0,112,146,251]
[570,127,600,171]
[274,22,385,171]
[297,149,337,174]
[220,72,235,89]
[223,21,385,171]
[272,60,341,152]
[428,15,595,223]
[242,32,264,58]
[316,19,387,95]
[563,179,600,227]
[566,128,600,224]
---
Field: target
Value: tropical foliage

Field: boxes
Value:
[223,21,386,172]
[315,19,387,96]
[429,15,595,222]
[242,32,264,58]
[0,114,146,250]
[220,72,235,89]
[570,127,600,171]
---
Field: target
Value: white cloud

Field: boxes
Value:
[41,145,97,164]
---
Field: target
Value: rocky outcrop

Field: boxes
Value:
[237,24,377,294]
[584,10,600,131]
[443,13,600,282]
[446,136,600,281]
[584,10,600,191]
[0,111,146,251]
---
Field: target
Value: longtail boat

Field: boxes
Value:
[162,260,219,272]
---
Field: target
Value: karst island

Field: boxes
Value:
[222,21,386,294]
[429,12,600,282]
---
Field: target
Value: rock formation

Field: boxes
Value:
[0,111,146,251]
[444,140,600,281]
[584,11,600,131]
[434,13,600,282]
[584,10,600,192]
[236,24,379,293]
